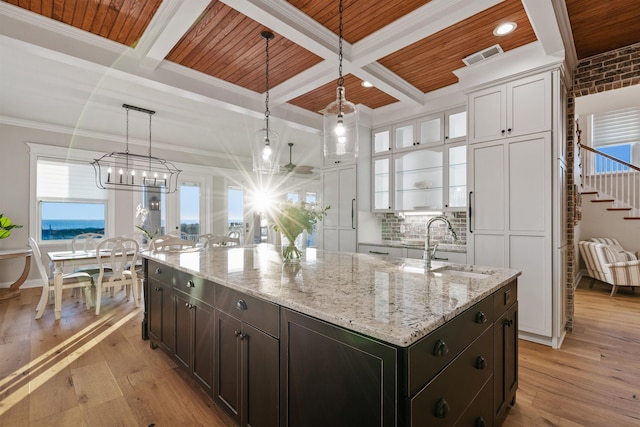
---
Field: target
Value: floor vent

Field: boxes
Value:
[462,44,504,66]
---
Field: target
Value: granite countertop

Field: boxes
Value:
[360,240,467,253]
[143,244,518,347]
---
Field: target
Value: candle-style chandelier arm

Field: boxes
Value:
[91,104,181,193]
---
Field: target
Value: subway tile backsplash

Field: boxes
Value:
[380,211,467,245]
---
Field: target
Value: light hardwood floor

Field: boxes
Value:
[1,278,638,426]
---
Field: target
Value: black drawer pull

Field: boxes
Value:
[504,319,513,327]
[475,311,487,324]
[234,330,242,337]
[433,339,449,357]
[186,279,195,288]
[435,398,450,418]
[475,356,487,370]
[185,303,193,309]
[236,299,248,311]
[153,287,160,292]
[155,268,162,274]
[369,250,389,255]
[476,416,487,427]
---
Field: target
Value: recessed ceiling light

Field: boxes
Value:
[361,81,374,88]
[493,22,517,36]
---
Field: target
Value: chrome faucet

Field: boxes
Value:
[424,216,458,269]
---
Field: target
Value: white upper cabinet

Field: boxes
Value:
[468,72,551,144]
[371,106,467,213]
[444,107,467,144]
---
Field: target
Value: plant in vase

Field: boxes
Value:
[0,213,22,239]
[271,201,330,263]
[135,203,159,241]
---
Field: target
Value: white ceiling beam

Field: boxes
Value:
[137,0,211,72]
[521,0,566,58]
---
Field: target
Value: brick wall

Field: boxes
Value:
[566,42,640,331]
[380,211,467,245]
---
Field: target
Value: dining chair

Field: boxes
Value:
[150,235,196,251]
[71,232,105,275]
[29,237,93,320]
[93,237,140,315]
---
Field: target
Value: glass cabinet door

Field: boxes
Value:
[395,149,443,211]
[447,145,467,208]
[373,129,391,155]
[445,108,467,144]
[394,122,415,150]
[418,114,443,146]
[373,157,391,211]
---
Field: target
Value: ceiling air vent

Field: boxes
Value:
[462,44,504,66]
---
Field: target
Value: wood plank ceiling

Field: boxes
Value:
[4,0,640,115]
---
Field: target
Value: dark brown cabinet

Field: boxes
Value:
[175,290,215,394]
[281,308,398,427]
[147,261,175,353]
[214,286,279,427]
[494,280,518,426]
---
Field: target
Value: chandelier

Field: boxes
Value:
[91,104,181,193]
[323,0,358,162]
[252,30,280,175]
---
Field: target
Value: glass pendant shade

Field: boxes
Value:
[323,86,358,162]
[253,122,280,174]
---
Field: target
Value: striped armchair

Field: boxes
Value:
[589,237,638,260]
[579,241,640,296]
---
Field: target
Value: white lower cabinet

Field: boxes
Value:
[323,165,357,252]
[358,244,467,263]
[468,132,552,339]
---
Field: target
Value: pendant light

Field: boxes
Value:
[91,104,181,193]
[323,0,358,162]
[253,30,280,174]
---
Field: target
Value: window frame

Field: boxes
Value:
[28,143,115,245]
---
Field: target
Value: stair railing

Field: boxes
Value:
[579,144,639,216]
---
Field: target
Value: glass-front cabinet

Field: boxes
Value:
[446,144,467,208]
[372,106,467,213]
[373,156,391,211]
[395,149,443,211]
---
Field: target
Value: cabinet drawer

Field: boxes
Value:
[494,279,517,318]
[406,295,493,396]
[173,269,215,305]
[148,259,172,282]
[215,286,279,338]
[455,377,493,427]
[359,244,404,257]
[409,327,493,427]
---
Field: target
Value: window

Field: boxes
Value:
[180,182,200,239]
[305,192,318,247]
[591,107,640,173]
[228,186,244,239]
[36,157,108,241]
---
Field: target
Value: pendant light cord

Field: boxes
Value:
[338,0,344,88]
[264,32,271,138]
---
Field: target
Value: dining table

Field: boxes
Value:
[47,248,137,319]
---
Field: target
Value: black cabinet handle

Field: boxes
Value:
[475,311,487,324]
[239,333,248,341]
[236,299,248,311]
[504,319,514,327]
[476,416,487,427]
[369,250,390,255]
[234,330,242,337]
[435,398,450,418]
[155,268,161,274]
[507,128,512,133]
[185,303,193,309]
[186,279,195,288]
[501,129,506,135]
[153,286,160,292]
[433,339,449,357]
[475,356,487,370]
[351,198,356,229]
[468,191,473,233]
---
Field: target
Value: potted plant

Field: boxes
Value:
[0,213,23,239]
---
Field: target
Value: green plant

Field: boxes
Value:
[271,201,330,260]
[0,213,23,239]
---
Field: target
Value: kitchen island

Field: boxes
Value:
[142,244,520,427]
